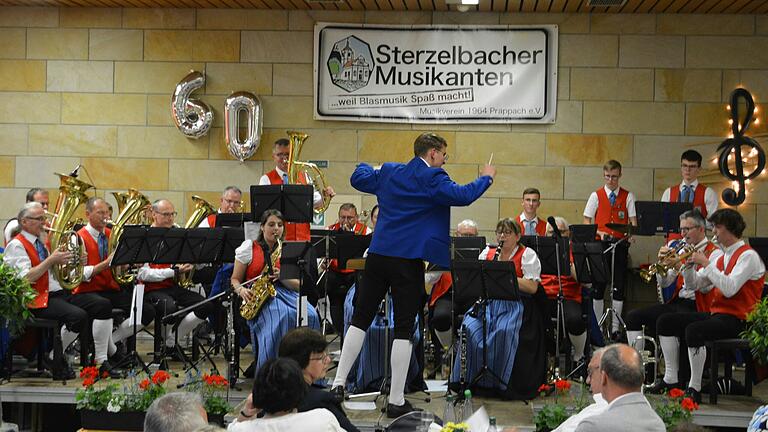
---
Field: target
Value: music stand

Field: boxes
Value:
[749,238,768,269]
[569,225,598,243]
[219,227,244,262]
[250,185,313,224]
[336,234,372,270]
[452,260,519,392]
[311,229,347,336]
[571,240,611,352]
[215,213,252,227]
[636,201,692,236]
[280,241,313,327]
[450,236,486,261]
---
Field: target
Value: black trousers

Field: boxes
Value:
[548,299,586,335]
[658,312,744,348]
[625,298,696,336]
[591,241,629,301]
[32,291,88,333]
[325,270,356,331]
[145,285,214,322]
[88,289,157,327]
[350,253,425,340]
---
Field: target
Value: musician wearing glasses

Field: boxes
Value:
[452,218,541,393]
[198,186,242,228]
[138,199,214,355]
[3,202,90,379]
[661,150,718,219]
[653,209,766,403]
[259,138,336,241]
[74,197,156,363]
[582,159,637,338]
[231,209,320,373]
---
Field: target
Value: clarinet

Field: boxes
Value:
[493,240,504,261]
[459,324,468,388]
[226,290,238,388]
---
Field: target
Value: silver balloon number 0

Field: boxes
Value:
[171,71,213,139]
[224,91,263,163]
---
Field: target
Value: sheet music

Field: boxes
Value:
[244,222,260,241]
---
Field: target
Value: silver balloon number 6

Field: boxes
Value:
[224,91,263,163]
[171,71,213,139]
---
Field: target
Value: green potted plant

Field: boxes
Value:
[741,297,768,381]
[0,260,37,336]
[651,388,700,429]
[532,379,584,432]
[180,371,233,426]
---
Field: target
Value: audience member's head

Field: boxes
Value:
[599,344,644,402]
[586,347,607,396]
[144,392,208,432]
[278,327,331,383]
[252,357,308,415]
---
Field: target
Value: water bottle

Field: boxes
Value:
[462,389,474,422]
[487,416,498,432]
[443,394,456,424]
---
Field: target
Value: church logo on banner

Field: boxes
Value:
[327,36,375,93]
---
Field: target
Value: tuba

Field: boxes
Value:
[48,172,93,290]
[109,189,151,285]
[176,195,216,288]
[286,131,332,214]
[239,239,281,320]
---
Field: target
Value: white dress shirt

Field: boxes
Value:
[3,230,63,293]
[227,408,345,432]
[553,393,608,432]
[478,244,542,282]
[259,168,323,206]
[197,209,221,228]
[583,186,637,219]
[656,238,721,301]
[684,239,766,296]
[81,223,107,282]
[137,263,174,282]
[661,179,718,217]
[3,219,19,244]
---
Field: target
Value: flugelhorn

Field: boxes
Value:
[286,131,333,214]
[639,240,696,284]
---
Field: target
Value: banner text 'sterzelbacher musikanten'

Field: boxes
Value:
[314,24,558,124]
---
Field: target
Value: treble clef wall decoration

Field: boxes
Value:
[718,88,767,206]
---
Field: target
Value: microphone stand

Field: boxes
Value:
[548,219,567,381]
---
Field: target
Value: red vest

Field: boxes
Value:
[266,169,310,241]
[14,234,49,309]
[486,245,525,278]
[429,272,452,307]
[709,244,766,320]
[206,213,217,228]
[669,183,708,217]
[244,242,280,281]
[74,227,119,294]
[541,249,582,303]
[517,215,547,236]
[669,241,718,312]
[328,221,368,274]
[142,264,175,292]
[595,187,630,239]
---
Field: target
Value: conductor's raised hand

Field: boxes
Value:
[481,164,496,179]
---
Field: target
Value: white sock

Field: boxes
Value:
[92,318,113,364]
[627,330,643,351]
[660,336,679,384]
[112,319,139,345]
[332,326,366,388]
[569,332,587,361]
[164,325,176,348]
[177,313,205,340]
[61,327,78,351]
[108,336,116,357]
[611,300,624,332]
[388,339,413,406]
[688,346,707,391]
[592,299,604,324]
[435,328,452,349]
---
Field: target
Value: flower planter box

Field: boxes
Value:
[80,409,146,431]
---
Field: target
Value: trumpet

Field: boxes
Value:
[639,240,697,284]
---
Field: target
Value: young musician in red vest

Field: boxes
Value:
[198,186,242,228]
[582,160,638,336]
[258,138,336,241]
[627,209,720,391]
[2,202,84,379]
[74,197,156,363]
[517,188,547,236]
[661,150,718,220]
[541,217,587,365]
[138,199,214,353]
[654,209,766,403]
[323,203,372,337]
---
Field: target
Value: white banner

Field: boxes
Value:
[314,23,558,124]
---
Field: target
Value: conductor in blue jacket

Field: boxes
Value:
[330,132,496,417]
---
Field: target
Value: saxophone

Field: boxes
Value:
[239,240,282,320]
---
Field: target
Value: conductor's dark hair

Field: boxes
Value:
[414,133,447,157]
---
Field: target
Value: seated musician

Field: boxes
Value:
[138,199,214,354]
[231,209,319,372]
[654,209,766,402]
[75,197,156,363]
[626,209,718,364]
[324,203,372,335]
[541,217,587,366]
[4,187,49,246]
[452,217,541,392]
[3,202,90,378]
[369,204,379,230]
[198,186,242,228]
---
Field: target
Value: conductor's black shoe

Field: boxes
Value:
[684,387,702,404]
[646,379,680,394]
[386,400,421,418]
[330,386,345,404]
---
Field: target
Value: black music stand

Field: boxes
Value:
[451,236,487,261]
[336,234,372,270]
[215,213,252,228]
[749,238,768,268]
[452,260,519,392]
[280,241,314,327]
[310,229,346,335]
[571,241,610,352]
[636,201,693,236]
[569,224,598,243]
[250,185,313,224]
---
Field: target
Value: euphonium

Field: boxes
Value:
[177,195,216,288]
[240,239,282,320]
[49,172,93,290]
[109,189,151,284]
[639,240,696,284]
[286,131,333,214]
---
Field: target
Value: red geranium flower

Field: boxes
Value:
[555,379,571,391]
[538,384,551,394]
[139,378,150,390]
[668,388,685,399]
[680,397,699,411]
[82,377,95,387]
[80,366,99,380]
[152,370,170,385]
